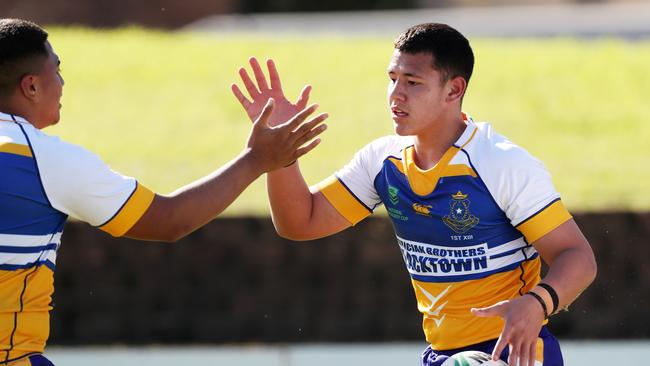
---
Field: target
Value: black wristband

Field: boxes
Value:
[525,291,548,319]
[538,283,559,315]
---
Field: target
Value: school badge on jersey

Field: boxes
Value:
[442,191,479,234]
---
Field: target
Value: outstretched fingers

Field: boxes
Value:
[238,67,260,99]
[295,85,312,110]
[231,83,252,110]
[528,341,537,366]
[292,115,328,148]
[282,104,319,130]
[249,57,269,92]
[267,59,283,91]
[254,98,275,128]
[491,332,509,362]
[294,138,322,159]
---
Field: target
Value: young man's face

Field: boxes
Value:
[387,50,447,137]
[32,41,64,128]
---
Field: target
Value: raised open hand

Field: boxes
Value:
[232,57,311,127]
[246,98,328,173]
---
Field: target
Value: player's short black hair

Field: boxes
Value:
[0,19,49,98]
[394,23,474,84]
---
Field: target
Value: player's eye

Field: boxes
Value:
[407,80,419,86]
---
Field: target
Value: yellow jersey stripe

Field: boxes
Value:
[316,175,371,225]
[441,164,477,178]
[0,143,32,158]
[404,145,459,196]
[516,200,572,243]
[99,183,155,237]
[459,125,478,149]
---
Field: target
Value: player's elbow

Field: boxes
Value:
[273,221,313,242]
[275,227,307,241]
[584,247,598,285]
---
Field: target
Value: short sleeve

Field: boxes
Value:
[313,140,387,225]
[27,130,154,237]
[482,141,572,243]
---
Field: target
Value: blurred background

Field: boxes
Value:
[2,0,649,364]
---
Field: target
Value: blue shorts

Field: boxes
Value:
[4,354,54,366]
[421,326,563,366]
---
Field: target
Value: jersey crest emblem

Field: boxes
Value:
[388,185,399,205]
[442,191,479,234]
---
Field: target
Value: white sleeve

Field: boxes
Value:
[27,129,154,236]
[314,138,391,225]
[476,138,572,243]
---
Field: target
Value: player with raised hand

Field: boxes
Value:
[232,23,596,366]
[0,18,326,366]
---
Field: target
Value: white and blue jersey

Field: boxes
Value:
[315,114,571,356]
[0,112,153,363]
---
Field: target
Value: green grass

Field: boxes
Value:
[45,28,650,215]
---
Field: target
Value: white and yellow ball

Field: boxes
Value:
[440,350,508,366]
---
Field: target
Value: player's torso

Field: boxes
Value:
[373,133,540,350]
[0,115,65,361]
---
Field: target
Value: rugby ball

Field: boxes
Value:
[440,350,508,366]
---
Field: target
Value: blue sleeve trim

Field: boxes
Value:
[95,181,139,228]
[514,197,562,228]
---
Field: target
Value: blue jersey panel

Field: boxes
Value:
[0,151,66,235]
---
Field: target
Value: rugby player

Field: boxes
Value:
[232,23,596,366]
[0,18,327,366]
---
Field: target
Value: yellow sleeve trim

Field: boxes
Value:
[315,175,371,225]
[0,142,32,157]
[100,183,155,237]
[517,199,572,243]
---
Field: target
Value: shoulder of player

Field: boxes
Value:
[360,134,413,161]
[464,121,544,172]
[21,125,106,173]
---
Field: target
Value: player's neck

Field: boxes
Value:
[412,113,466,170]
[0,98,33,125]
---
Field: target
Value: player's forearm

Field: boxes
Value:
[266,163,316,239]
[130,149,264,242]
[536,245,597,315]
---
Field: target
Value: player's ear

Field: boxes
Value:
[445,76,467,103]
[19,74,39,102]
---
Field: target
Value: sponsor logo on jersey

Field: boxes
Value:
[397,237,488,277]
[412,203,432,217]
[387,207,409,221]
[442,191,479,234]
[388,185,399,205]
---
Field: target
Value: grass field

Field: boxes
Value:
[46,28,650,215]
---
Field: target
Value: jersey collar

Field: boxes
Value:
[453,113,478,149]
[0,112,29,125]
